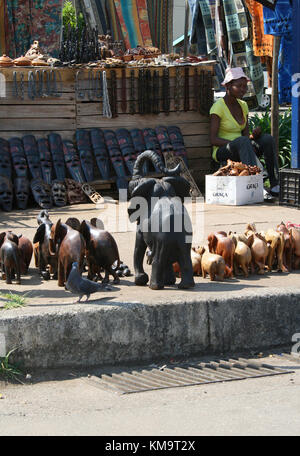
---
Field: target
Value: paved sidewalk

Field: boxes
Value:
[1,199,300,368]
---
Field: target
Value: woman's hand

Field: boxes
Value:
[250,126,262,141]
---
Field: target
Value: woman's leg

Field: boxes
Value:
[252,134,279,188]
[216,136,258,166]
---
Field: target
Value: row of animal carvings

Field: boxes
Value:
[173,222,298,281]
[0,211,131,286]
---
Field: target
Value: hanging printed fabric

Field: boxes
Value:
[263,0,292,103]
[94,0,109,34]
[222,0,249,43]
[113,0,153,49]
[0,0,6,55]
[105,0,124,41]
[188,0,207,55]
[198,0,217,54]
[5,0,63,58]
[244,0,273,57]
[250,0,278,10]
[146,0,174,53]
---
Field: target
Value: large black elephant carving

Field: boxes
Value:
[128,150,195,290]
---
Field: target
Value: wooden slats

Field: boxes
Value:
[0,104,76,118]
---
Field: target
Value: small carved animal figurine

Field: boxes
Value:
[18,234,33,275]
[276,222,293,272]
[207,231,235,278]
[90,217,104,230]
[33,215,57,279]
[49,219,86,287]
[37,209,51,225]
[0,232,21,284]
[65,217,81,231]
[173,247,202,277]
[245,225,268,274]
[200,247,226,281]
[128,150,194,290]
[66,262,111,302]
[264,228,286,272]
[229,233,252,277]
[80,220,120,284]
[289,226,300,269]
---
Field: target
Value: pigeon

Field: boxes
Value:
[65,262,112,302]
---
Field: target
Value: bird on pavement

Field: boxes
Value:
[65,262,112,302]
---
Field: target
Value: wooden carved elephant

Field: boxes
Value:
[200,248,226,281]
[33,214,57,279]
[49,219,85,287]
[0,232,21,284]
[229,233,252,278]
[276,222,293,272]
[207,231,235,278]
[80,220,120,284]
[128,150,194,290]
[264,228,286,272]
[173,247,203,277]
[290,226,300,269]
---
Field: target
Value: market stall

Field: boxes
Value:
[0,53,215,201]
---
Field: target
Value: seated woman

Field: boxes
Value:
[210,67,279,197]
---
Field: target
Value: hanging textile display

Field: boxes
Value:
[5,0,63,58]
[188,0,208,55]
[263,0,292,104]
[94,0,109,34]
[231,39,265,108]
[222,0,249,43]
[250,0,277,9]
[146,0,174,54]
[0,0,6,55]
[244,0,273,57]
[105,0,124,41]
[113,0,153,49]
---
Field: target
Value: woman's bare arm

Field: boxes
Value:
[210,114,230,147]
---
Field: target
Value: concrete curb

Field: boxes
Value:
[1,287,300,369]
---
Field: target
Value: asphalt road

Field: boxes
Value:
[1,351,300,437]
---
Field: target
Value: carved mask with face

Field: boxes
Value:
[51,180,67,207]
[64,178,87,205]
[14,177,30,210]
[93,147,110,179]
[23,135,42,180]
[63,140,85,183]
[0,138,12,179]
[90,129,110,180]
[38,138,53,185]
[9,138,28,178]
[31,178,53,209]
[0,176,13,211]
[48,133,66,181]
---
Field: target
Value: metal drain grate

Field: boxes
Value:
[96,357,293,394]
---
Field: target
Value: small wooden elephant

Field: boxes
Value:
[207,231,235,278]
[200,248,226,281]
[0,232,21,284]
[245,224,269,275]
[264,228,286,272]
[276,222,293,271]
[229,233,252,278]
